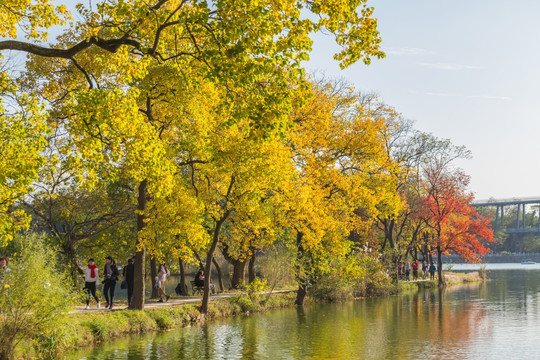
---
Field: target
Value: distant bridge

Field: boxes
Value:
[472,197,540,235]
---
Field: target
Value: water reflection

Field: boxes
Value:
[68,269,540,359]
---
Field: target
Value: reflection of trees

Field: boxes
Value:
[73,284,499,359]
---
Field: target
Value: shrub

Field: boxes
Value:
[151,311,176,330]
[479,264,488,280]
[310,273,354,301]
[122,311,155,333]
[0,233,74,360]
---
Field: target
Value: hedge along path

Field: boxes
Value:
[68,289,296,314]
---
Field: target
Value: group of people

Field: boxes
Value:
[398,260,437,281]
[2,252,219,310]
[84,256,120,310]
[83,256,171,310]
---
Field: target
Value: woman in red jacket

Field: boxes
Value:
[412,260,419,281]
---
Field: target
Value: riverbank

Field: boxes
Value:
[61,268,537,360]
[16,272,484,359]
[397,271,484,292]
[18,291,298,359]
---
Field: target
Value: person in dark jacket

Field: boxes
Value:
[194,269,215,293]
[123,257,135,306]
[195,269,205,287]
[429,262,437,280]
[103,255,119,310]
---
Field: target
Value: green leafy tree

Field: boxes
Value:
[0,233,73,360]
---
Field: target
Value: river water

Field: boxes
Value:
[67,265,540,359]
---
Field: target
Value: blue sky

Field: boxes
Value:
[307,0,540,200]
[6,1,537,200]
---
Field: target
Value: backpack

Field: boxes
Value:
[175,283,184,295]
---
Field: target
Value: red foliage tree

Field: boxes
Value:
[421,166,494,286]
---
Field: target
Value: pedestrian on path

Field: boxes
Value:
[405,261,411,281]
[123,257,135,306]
[422,261,428,280]
[157,264,170,302]
[103,256,119,310]
[412,260,419,280]
[429,262,437,280]
[84,259,100,309]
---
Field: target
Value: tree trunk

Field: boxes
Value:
[201,215,228,314]
[150,257,159,298]
[221,244,247,289]
[193,250,204,269]
[177,258,188,295]
[294,231,308,306]
[0,346,14,360]
[230,259,247,289]
[248,252,256,283]
[129,180,147,310]
[295,282,307,306]
[437,246,445,287]
[212,257,224,292]
[394,254,399,284]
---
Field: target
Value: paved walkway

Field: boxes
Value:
[69,289,296,314]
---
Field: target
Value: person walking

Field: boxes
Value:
[429,262,437,280]
[405,261,411,281]
[422,261,428,280]
[157,264,171,302]
[123,257,135,306]
[103,256,119,310]
[412,260,419,281]
[84,258,100,310]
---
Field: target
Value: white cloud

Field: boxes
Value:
[417,62,482,70]
[423,92,460,97]
[420,92,512,100]
[384,47,435,56]
[467,94,513,101]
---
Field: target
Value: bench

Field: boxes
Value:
[190,280,215,295]
[190,280,204,295]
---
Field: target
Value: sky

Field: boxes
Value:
[6,1,538,200]
[306,0,540,201]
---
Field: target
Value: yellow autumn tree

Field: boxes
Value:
[190,115,294,313]
[284,80,404,304]
[4,0,385,310]
[0,1,70,244]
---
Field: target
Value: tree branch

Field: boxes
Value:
[0,36,143,59]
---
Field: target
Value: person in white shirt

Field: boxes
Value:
[156,264,170,302]
[84,258,100,309]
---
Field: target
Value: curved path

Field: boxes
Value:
[69,289,295,314]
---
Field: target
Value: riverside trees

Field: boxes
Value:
[0,1,494,320]
[0,0,385,311]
